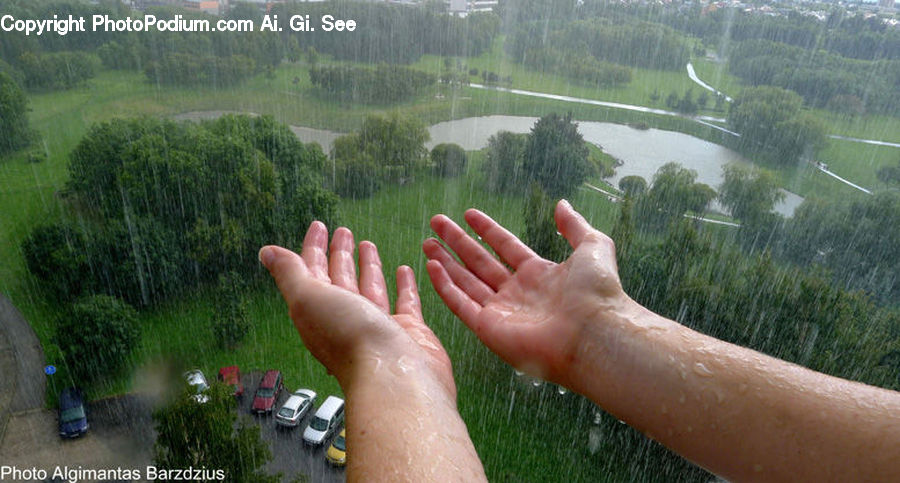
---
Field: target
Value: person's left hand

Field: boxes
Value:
[259,221,456,399]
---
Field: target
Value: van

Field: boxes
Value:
[302,396,344,445]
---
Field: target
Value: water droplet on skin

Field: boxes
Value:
[514,369,524,377]
[618,419,626,425]
[531,379,541,387]
[693,362,714,377]
[555,231,562,236]
[557,386,567,395]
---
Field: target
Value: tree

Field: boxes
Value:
[523,184,569,263]
[21,224,88,300]
[56,295,140,383]
[482,131,526,193]
[523,113,592,198]
[718,164,784,222]
[212,272,250,350]
[728,86,826,164]
[154,384,278,483]
[356,113,429,180]
[635,163,716,231]
[430,143,467,177]
[619,175,647,197]
[877,160,900,187]
[0,71,32,155]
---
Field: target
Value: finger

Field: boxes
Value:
[394,265,422,320]
[329,227,358,293]
[555,199,593,249]
[358,241,390,313]
[301,221,330,282]
[464,209,540,269]
[422,238,494,305]
[259,245,312,318]
[426,260,482,328]
[430,214,510,290]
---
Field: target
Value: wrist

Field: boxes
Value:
[565,294,681,402]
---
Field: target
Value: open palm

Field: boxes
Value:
[424,200,628,388]
[261,221,455,397]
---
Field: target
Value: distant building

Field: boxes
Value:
[447,0,498,17]
[182,0,220,14]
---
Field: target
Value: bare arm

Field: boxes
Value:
[424,200,900,482]
[261,222,486,482]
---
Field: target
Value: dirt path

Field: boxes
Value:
[0,293,45,412]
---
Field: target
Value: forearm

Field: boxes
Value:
[571,297,900,482]
[344,364,487,482]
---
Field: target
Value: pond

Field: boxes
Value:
[174,112,803,217]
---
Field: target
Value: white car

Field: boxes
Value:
[275,389,317,427]
[183,370,210,404]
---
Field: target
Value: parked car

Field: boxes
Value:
[217,366,244,397]
[326,428,346,467]
[275,389,317,427]
[251,370,283,414]
[183,369,209,403]
[58,387,88,438]
[303,396,344,445]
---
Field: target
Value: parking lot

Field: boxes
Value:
[239,370,345,483]
[0,371,345,482]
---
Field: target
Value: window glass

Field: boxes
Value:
[1,0,897,480]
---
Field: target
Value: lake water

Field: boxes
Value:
[173,112,803,217]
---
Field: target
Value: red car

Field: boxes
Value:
[218,366,244,397]
[252,370,283,414]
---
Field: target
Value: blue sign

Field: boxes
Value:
[44,365,56,376]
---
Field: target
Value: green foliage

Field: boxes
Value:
[0,71,33,155]
[273,3,498,63]
[153,384,278,483]
[97,38,145,70]
[620,224,900,391]
[618,176,647,197]
[523,184,569,263]
[523,113,592,198]
[634,163,716,231]
[308,64,436,104]
[39,115,335,306]
[56,295,139,383]
[610,197,635,258]
[212,272,250,350]
[718,164,784,222]
[482,131,527,194]
[145,53,256,87]
[877,160,900,187]
[508,16,690,71]
[22,224,89,300]
[728,86,827,164]
[17,51,99,91]
[780,192,900,305]
[430,143,468,178]
[522,47,632,88]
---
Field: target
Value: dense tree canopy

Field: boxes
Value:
[309,64,436,104]
[25,115,336,306]
[728,86,827,165]
[430,143,468,178]
[56,295,140,383]
[634,163,716,231]
[718,164,784,223]
[523,113,592,198]
[0,71,32,155]
[482,131,527,194]
[154,384,277,483]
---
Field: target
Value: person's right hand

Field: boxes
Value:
[424,199,635,389]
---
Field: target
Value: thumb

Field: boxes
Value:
[259,245,312,319]
[555,199,593,249]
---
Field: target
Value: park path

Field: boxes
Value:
[0,293,46,445]
[686,63,733,102]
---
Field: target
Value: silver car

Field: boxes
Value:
[275,389,317,427]
[183,370,210,404]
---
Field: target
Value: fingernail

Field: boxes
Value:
[560,199,571,207]
[258,246,275,267]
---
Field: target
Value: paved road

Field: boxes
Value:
[0,293,45,412]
